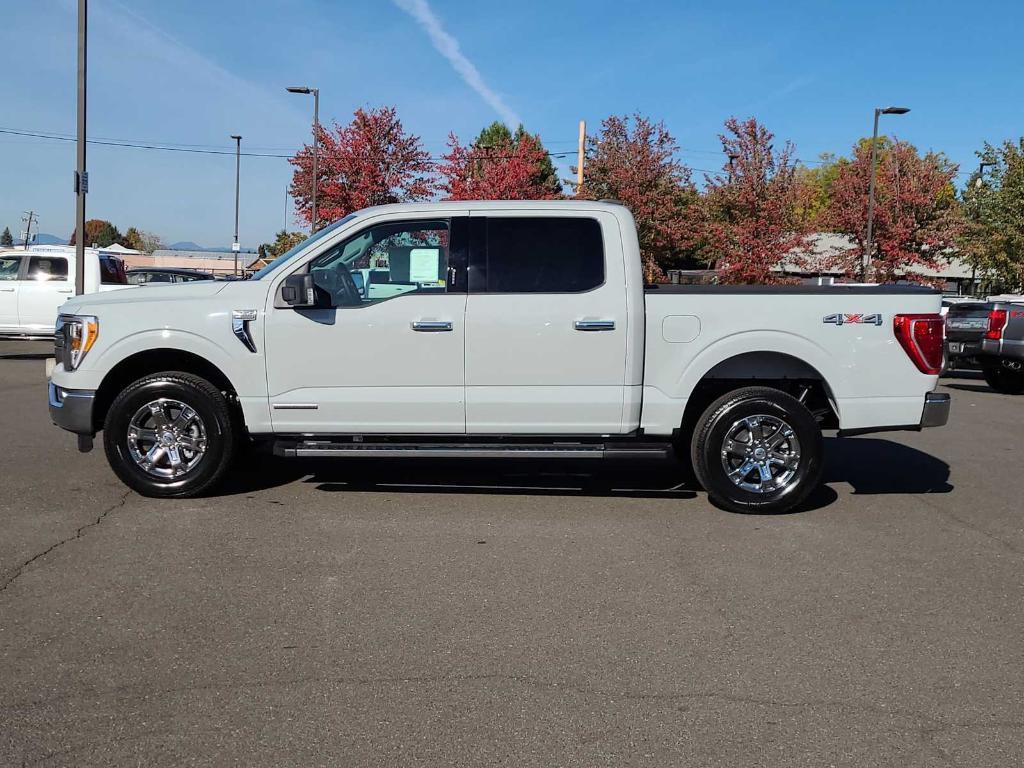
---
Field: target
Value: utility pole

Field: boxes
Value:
[21,210,36,249]
[726,153,740,182]
[74,0,88,296]
[231,134,241,276]
[576,120,586,194]
[283,187,289,233]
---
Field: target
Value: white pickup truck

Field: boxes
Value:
[48,201,949,512]
[1,246,128,338]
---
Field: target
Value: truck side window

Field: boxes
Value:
[481,217,604,293]
[308,220,450,307]
[27,256,69,281]
[0,255,21,280]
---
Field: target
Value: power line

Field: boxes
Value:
[0,125,977,177]
[0,127,579,163]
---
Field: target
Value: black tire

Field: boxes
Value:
[102,371,236,497]
[982,363,1024,395]
[690,386,823,514]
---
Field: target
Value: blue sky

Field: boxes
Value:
[1,0,1021,247]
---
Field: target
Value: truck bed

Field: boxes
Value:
[639,283,943,434]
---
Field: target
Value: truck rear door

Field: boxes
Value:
[463,212,629,433]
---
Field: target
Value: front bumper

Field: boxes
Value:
[920,391,950,429]
[49,381,96,436]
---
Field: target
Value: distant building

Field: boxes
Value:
[148,249,252,275]
[666,233,978,295]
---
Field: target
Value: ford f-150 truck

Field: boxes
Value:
[48,201,950,513]
[945,299,1024,393]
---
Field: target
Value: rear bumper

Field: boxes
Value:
[947,337,1024,362]
[920,391,950,428]
[837,391,950,436]
[48,381,96,436]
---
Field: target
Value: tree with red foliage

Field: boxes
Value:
[289,106,435,228]
[702,117,811,284]
[68,219,126,248]
[826,138,961,281]
[576,114,700,282]
[439,123,562,201]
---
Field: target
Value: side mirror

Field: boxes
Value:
[280,273,318,308]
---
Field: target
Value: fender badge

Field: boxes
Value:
[823,313,883,326]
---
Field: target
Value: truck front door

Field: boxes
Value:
[0,253,22,331]
[17,255,73,333]
[264,214,468,433]
[464,212,629,433]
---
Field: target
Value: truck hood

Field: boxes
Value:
[61,280,230,314]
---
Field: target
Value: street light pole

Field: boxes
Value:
[231,134,241,276]
[286,86,320,232]
[864,105,909,281]
[75,0,88,296]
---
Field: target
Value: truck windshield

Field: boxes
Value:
[251,214,357,280]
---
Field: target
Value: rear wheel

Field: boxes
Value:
[103,372,236,497]
[982,361,1024,394]
[690,387,823,514]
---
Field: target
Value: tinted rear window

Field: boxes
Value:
[482,217,604,293]
[100,255,127,284]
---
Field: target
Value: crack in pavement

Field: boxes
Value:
[0,488,133,595]
[5,670,1023,734]
[916,493,1024,557]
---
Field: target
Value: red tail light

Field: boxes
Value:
[894,314,944,375]
[986,309,1008,340]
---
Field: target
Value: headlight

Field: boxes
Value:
[55,314,99,371]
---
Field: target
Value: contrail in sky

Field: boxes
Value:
[393,0,522,128]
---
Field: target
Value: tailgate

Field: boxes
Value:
[944,303,991,342]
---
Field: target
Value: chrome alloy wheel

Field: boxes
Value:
[126,398,208,478]
[719,414,801,494]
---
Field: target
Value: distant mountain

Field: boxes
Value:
[166,241,257,253]
[34,233,68,245]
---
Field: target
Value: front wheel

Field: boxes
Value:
[690,387,824,514]
[982,362,1024,395]
[103,372,236,497]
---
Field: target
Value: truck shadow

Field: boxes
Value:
[822,436,952,495]
[219,456,698,501]
[217,436,951,510]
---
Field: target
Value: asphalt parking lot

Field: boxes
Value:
[2,340,1023,767]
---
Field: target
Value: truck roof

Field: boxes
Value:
[348,199,629,218]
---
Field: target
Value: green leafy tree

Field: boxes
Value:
[474,121,562,196]
[959,139,1024,294]
[0,227,13,247]
[263,230,306,259]
[794,153,844,229]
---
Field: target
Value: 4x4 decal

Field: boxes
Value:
[823,313,884,326]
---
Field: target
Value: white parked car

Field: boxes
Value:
[48,201,949,512]
[0,247,129,338]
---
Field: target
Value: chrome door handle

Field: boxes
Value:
[0,288,14,292]
[57,289,73,293]
[574,319,615,331]
[411,320,453,332]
